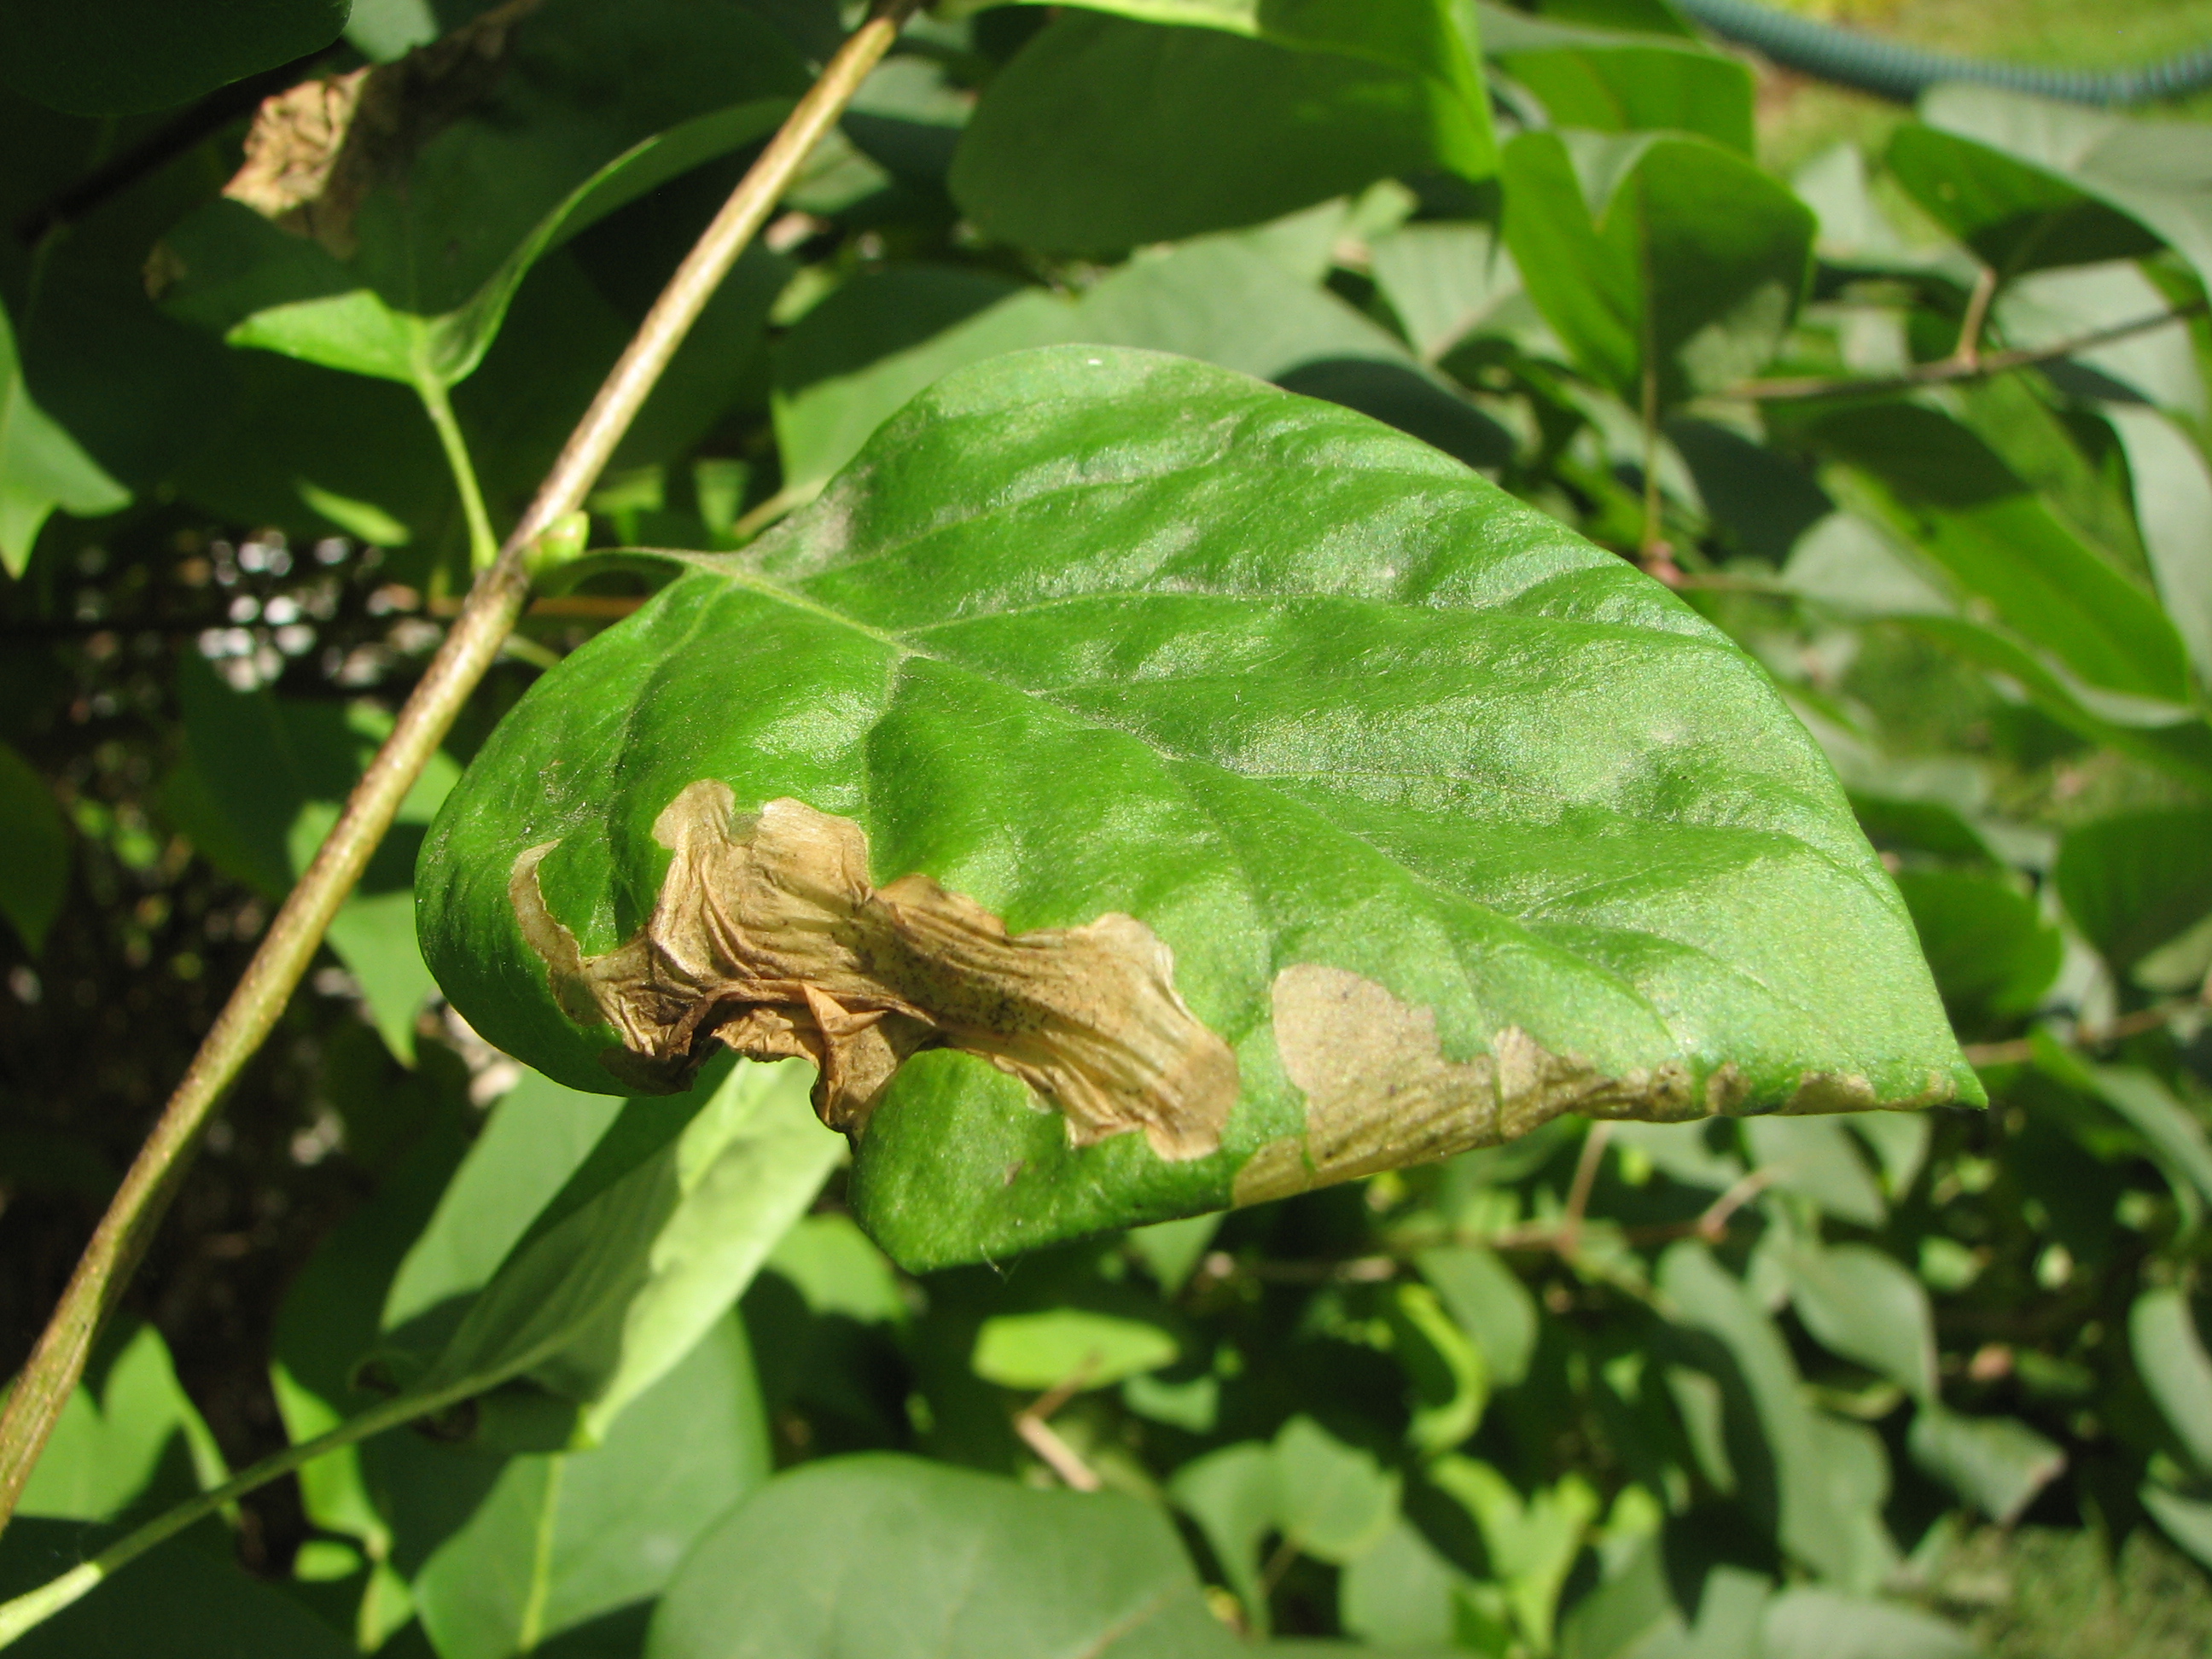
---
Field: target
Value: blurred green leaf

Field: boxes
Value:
[0,1519,353,1659]
[2055,807,2212,975]
[1499,43,1754,154]
[1917,85,2212,293]
[1272,1416,1400,1563]
[1128,1213,1225,1295]
[1761,1587,1973,1659]
[1170,1441,1278,1630]
[1501,129,1813,409]
[15,1323,224,1523]
[410,1313,771,1659]
[1801,401,2194,705]
[1338,1516,1470,1647]
[971,1308,1179,1390]
[0,299,130,576]
[648,1454,1242,1658]
[1893,867,2064,1024]
[2104,406,2212,686]
[1744,1116,1887,1228]
[2131,1287,2212,1475]
[1887,124,2162,281]
[1414,1244,1538,1387]
[0,740,67,955]
[1778,1237,1935,1397]
[0,0,346,116]
[2141,1483,2212,1573]
[1659,1242,1894,1586]
[1367,222,1522,362]
[1387,1282,1488,1453]
[1428,1456,1598,1648]
[949,3,1493,252]
[1906,1404,2065,1525]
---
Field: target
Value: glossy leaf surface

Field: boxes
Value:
[420,346,1970,1272]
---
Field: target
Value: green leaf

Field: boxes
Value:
[2104,407,2212,687]
[1427,1456,1598,1648]
[1169,1441,1278,1630]
[1799,400,2195,705]
[1271,1416,1400,1563]
[172,655,457,1059]
[2052,1055,2212,1216]
[156,0,802,389]
[1414,1243,1538,1387]
[971,1308,1179,1390]
[1777,1237,1934,1397]
[771,220,1456,495]
[1761,1587,1972,1659]
[1886,124,2163,281]
[1557,1540,1769,1659]
[0,1519,353,1659]
[416,1060,842,1437]
[0,0,346,116]
[410,1313,771,1659]
[1500,130,1813,410]
[16,1323,225,1524]
[949,3,1493,252]
[1498,44,1755,154]
[0,299,130,576]
[646,1454,1241,1659]
[1906,1404,2065,1525]
[2141,1483,2212,1573]
[2054,808,2212,975]
[1367,222,1522,362]
[1338,1517,1470,1648]
[1127,1212,1225,1294]
[419,346,1972,1273]
[2131,1287,2212,1475]
[1386,1282,1489,1453]
[1916,85,2212,293]
[1744,1116,1886,1227]
[1659,1241,1893,1586]
[0,741,67,955]
[1892,868,2064,1023]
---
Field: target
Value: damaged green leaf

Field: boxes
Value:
[417,346,1976,1271]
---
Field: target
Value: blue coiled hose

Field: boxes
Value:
[1674,0,2212,107]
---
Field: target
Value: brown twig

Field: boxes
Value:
[0,0,922,1551]
[1557,1121,1612,1256]
[1961,1000,2197,1067]
[1726,299,2207,402]
[1953,265,1999,371]
[1013,1354,1102,1492]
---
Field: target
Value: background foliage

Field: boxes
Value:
[5,0,2212,1654]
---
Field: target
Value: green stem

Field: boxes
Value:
[416,370,500,572]
[0,1380,477,1647]
[0,0,923,1575]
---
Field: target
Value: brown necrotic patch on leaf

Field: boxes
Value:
[1237,964,1697,1206]
[222,0,541,257]
[509,781,1237,1160]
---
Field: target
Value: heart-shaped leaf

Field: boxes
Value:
[417,346,1973,1272]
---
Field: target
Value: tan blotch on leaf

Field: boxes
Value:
[510,782,1237,1160]
[1236,965,1698,1206]
[221,0,541,258]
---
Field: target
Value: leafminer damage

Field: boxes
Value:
[509,781,1238,1158]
